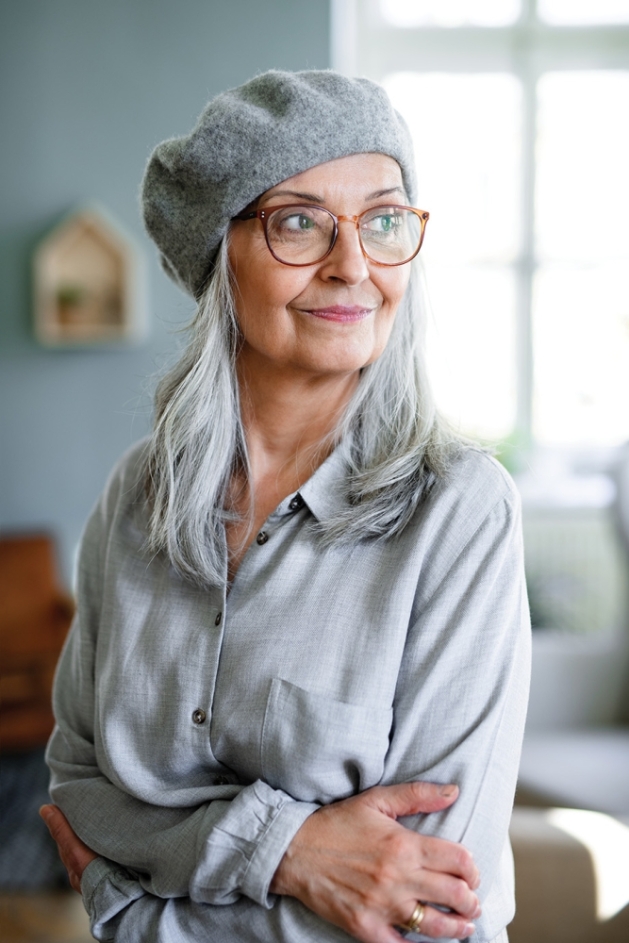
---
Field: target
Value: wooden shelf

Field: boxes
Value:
[33,205,146,347]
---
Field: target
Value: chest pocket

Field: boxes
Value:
[260,677,393,804]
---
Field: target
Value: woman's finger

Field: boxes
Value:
[403,870,480,921]
[343,901,478,943]
[366,781,460,819]
[413,833,480,890]
[395,903,477,942]
[40,804,98,893]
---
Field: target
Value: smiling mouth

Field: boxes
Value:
[303,305,375,323]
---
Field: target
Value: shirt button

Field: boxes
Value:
[214,611,222,626]
[213,775,230,786]
[289,494,304,511]
[256,531,269,545]
[192,709,206,725]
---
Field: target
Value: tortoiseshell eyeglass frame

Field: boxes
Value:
[232,203,430,267]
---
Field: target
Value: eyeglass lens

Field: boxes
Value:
[265,205,422,265]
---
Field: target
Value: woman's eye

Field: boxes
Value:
[368,214,399,233]
[282,213,316,231]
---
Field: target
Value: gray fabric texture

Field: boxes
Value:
[47,439,530,943]
[141,70,417,298]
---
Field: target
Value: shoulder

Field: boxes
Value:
[83,437,150,544]
[74,437,151,600]
[103,436,150,504]
[407,447,525,609]
[408,446,522,568]
[437,445,520,515]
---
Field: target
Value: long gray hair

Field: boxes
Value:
[146,236,461,586]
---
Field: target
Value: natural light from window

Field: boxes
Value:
[534,71,629,446]
[538,0,629,25]
[547,808,629,920]
[384,72,521,441]
[380,0,521,28]
[382,67,629,448]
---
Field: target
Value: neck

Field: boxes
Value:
[225,354,358,580]
[236,357,359,485]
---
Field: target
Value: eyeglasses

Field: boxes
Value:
[233,203,429,267]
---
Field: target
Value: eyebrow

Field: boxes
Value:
[367,186,406,200]
[261,185,406,205]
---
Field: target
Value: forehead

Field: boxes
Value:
[259,153,405,205]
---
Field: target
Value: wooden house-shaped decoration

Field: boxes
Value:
[34,205,146,346]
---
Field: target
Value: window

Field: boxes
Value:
[332,0,629,453]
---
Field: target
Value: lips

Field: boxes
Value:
[302,305,375,323]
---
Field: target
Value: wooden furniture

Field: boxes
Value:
[0,535,74,752]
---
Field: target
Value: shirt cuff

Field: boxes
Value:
[191,779,319,908]
[82,857,146,941]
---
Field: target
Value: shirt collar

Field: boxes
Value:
[289,446,350,524]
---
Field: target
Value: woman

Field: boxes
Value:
[42,70,530,943]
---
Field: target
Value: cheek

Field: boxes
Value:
[366,271,410,361]
[233,260,310,324]
[381,268,411,313]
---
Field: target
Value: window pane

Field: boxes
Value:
[533,262,629,446]
[536,72,629,262]
[384,72,521,440]
[426,265,517,440]
[538,0,629,25]
[380,0,521,27]
[534,71,629,447]
[384,73,522,263]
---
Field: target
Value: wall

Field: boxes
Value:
[0,0,330,583]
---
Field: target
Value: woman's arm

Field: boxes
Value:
[46,458,319,909]
[269,461,530,942]
[270,782,480,941]
[42,783,480,943]
[389,479,530,935]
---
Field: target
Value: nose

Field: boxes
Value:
[319,217,370,286]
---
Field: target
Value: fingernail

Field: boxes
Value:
[439,784,458,797]
[39,805,53,824]
[464,923,476,936]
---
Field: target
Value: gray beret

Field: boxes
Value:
[141,69,417,299]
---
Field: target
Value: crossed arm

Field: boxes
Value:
[42,778,481,943]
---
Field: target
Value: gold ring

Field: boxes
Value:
[401,902,425,933]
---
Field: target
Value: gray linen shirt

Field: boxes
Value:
[47,439,530,943]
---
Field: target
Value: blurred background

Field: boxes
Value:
[1,1,628,941]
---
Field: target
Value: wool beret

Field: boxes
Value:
[141,69,417,299]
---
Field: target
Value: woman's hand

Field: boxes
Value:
[39,786,480,942]
[40,804,98,894]
[270,781,481,943]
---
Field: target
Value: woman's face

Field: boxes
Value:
[228,153,411,383]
